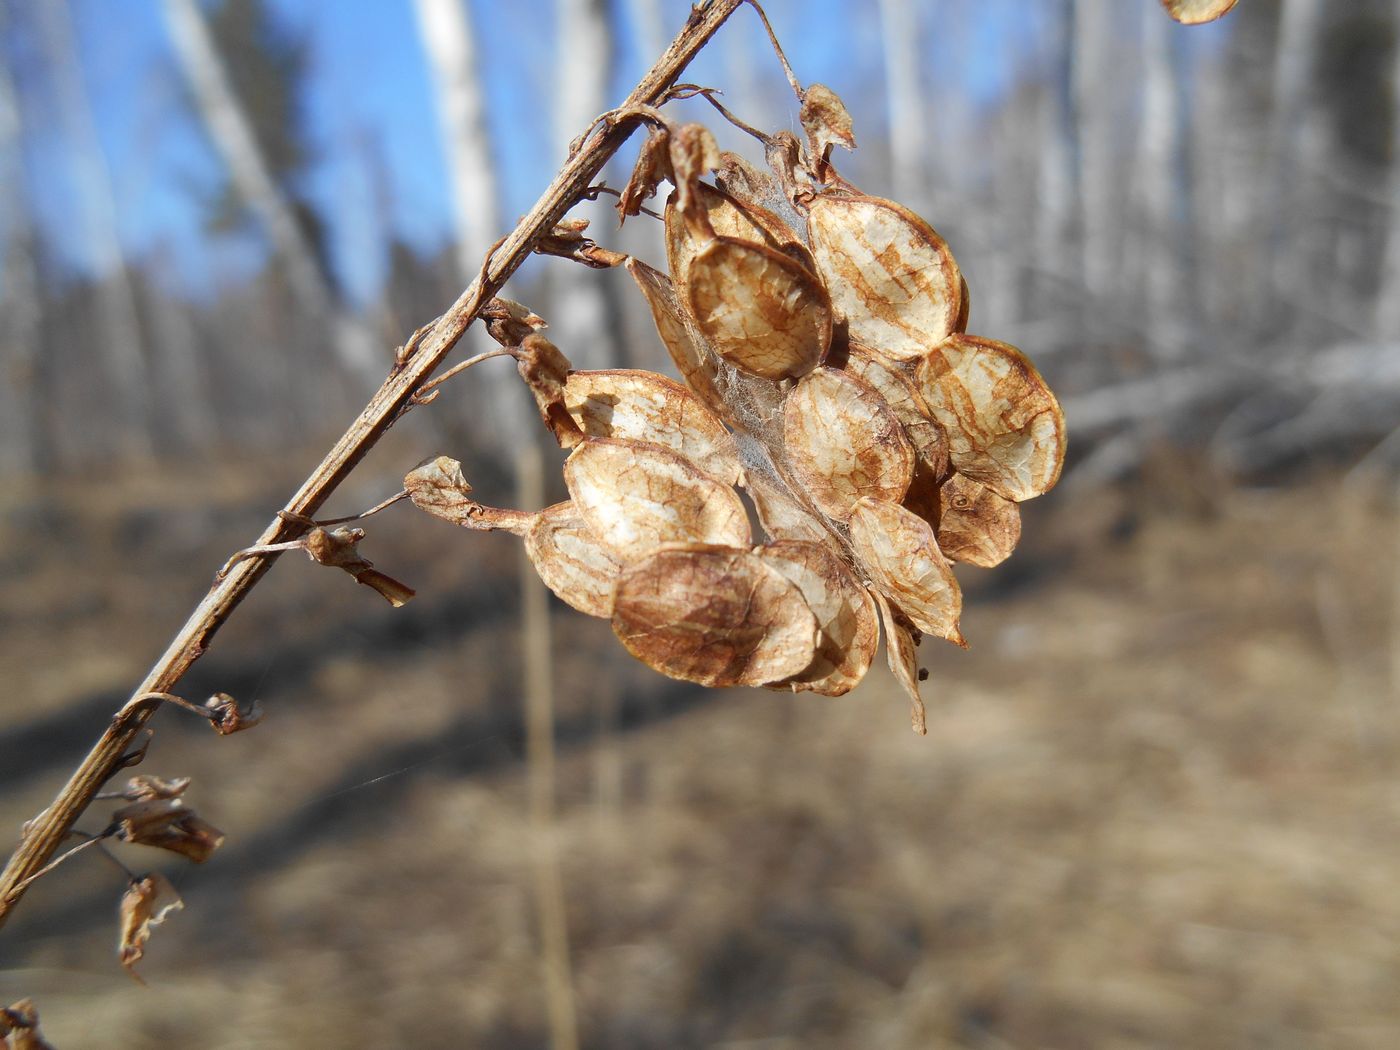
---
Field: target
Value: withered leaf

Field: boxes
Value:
[524,502,623,618]
[626,257,731,422]
[913,334,1066,502]
[800,83,857,160]
[683,235,832,380]
[119,872,184,982]
[563,438,750,560]
[849,497,965,647]
[0,1000,56,1050]
[111,798,224,863]
[564,369,744,486]
[612,545,819,687]
[405,457,535,535]
[1160,0,1238,24]
[936,473,1021,568]
[783,366,914,520]
[807,194,964,362]
[758,540,878,696]
[872,591,927,736]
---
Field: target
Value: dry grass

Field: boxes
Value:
[1,452,1397,1049]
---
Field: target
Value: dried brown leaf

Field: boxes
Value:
[913,334,1066,502]
[783,366,914,520]
[800,83,857,160]
[612,545,819,687]
[405,457,535,535]
[626,257,731,423]
[118,872,183,982]
[524,502,624,618]
[564,369,744,485]
[849,496,965,646]
[0,1000,56,1050]
[684,235,832,380]
[758,540,878,696]
[936,473,1021,568]
[807,194,964,362]
[563,438,751,560]
[111,798,224,863]
[872,591,927,735]
[1160,0,1238,24]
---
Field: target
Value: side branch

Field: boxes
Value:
[0,0,745,928]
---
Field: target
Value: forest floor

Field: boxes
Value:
[0,443,1397,1050]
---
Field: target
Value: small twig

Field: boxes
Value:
[3,835,104,901]
[414,347,517,400]
[582,183,663,220]
[742,0,802,99]
[690,84,772,147]
[292,490,411,528]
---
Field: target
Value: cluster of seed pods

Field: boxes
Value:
[408,94,1065,733]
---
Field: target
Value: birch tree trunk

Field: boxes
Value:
[877,0,927,213]
[35,0,154,461]
[161,0,382,389]
[1073,0,1114,299]
[1374,0,1400,338]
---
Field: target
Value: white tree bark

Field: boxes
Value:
[877,0,927,212]
[1073,0,1114,298]
[161,0,381,387]
[1374,0,1400,337]
[1037,0,1078,278]
[35,0,153,459]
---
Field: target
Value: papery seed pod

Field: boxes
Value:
[913,334,1066,503]
[758,540,878,696]
[564,438,751,560]
[743,459,832,545]
[848,496,964,646]
[872,590,927,735]
[668,122,722,214]
[665,183,802,281]
[783,366,914,520]
[404,456,535,535]
[935,473,1021,569]
[683,234,832,380]
[1160,0,1238,24]
[612,545,819,687]
[800,83,857,162]
[626,257,731,422]
[564,369,744,486]
[524,502,624,617]
[119,872,183,981]
[806,194,964,362]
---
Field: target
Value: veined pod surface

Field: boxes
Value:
[1161,0,1238,24]
[626,257,731,423]
[913,334,1066,503]
[849,496,964,646]
[872,590,927,736]
[743,461,832,546]
[807,194,964,362]
[524,502,624,618]
[665,183,801,281]
[612,545,820,687]
[935,473,1021,569]
[564,438,751,561]
[783,366,914,521]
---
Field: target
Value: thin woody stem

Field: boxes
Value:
[0,0,748,929]
[415,347,516,398]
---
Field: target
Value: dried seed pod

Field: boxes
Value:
[682,234,832,380]
[1160,0,1238,24]
[783,366,914,520]
[806,194,964,362]
[872,590,927,735]
[514,334,585,449]
[848,496,964,646]
[524,502,624,617]
[665,183,801,280]
[758,540,878,696]
[800,84,857,160]
[612,545,819,687]
[743,459,832,545]
[626,257,731,422]
[564,369,744,486]
[668,122,722,214]
[119,872,183,981]
[913,334,1066,502]
[935,473,1021,568]
[564,438,751,560]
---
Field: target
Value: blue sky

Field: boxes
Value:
[6,0,1201,306]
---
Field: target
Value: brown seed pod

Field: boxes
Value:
[758,539,878,696]
[684,234,832,380]
[848,496,964,646]
[913,334,1066,503]
[800,83,857,161]
[1160,0,1238,24]
[524,502,624,617]
[626,256,731,421]
[783,366,914,520]
[665,183,801,281]
[612,544,819,687]
[935,473,1021,569]
[743,460,833,545]
[564,369,744,486]
[563,438,751,560]
[872,590,927,735]
[806,194,964,362]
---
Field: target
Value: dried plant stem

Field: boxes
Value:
[0,0,746,929]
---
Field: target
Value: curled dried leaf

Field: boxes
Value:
[800,83,857,161]
[807,194,964,361]
[783,367,914,520]
[564,438,751,560]
[405,457,535,535]
[524,502,624,618]
[758,540,878,696]
[684,235,832,380]
[612,545,819,687]
[626,257,731,422]
[111,798,224,863]
[118,872,183,982]
[849,497,965,647]
[1160,0,1238,24]
[564,369,744,485]
[872,591,927,735]
[936,474,1021,568]
[913,334,1066,502]
[0,1000,56,1050]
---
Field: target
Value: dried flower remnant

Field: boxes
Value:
[1160,0,1239,25]
[1,1000,57,1050]
[118,872,183,981]
[110,798,224,863]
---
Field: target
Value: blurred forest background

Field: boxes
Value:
[1,0,1399,1047]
